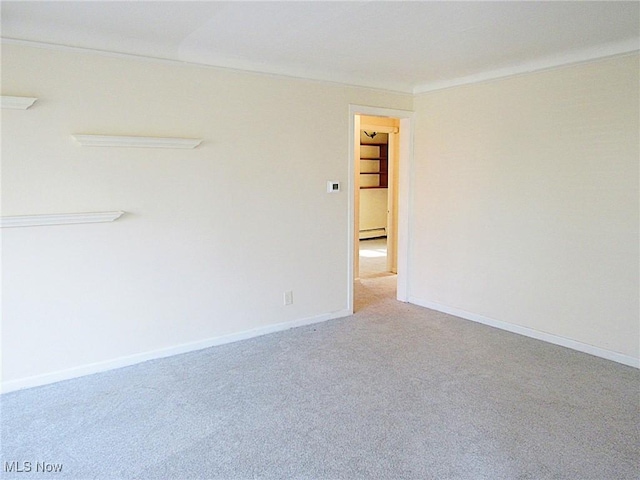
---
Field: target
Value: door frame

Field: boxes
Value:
[347,105,414,313]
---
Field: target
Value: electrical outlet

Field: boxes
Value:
[284,291,293,306]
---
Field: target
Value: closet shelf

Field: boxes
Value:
[359,142,388,189]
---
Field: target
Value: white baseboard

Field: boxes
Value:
[1,308,351,394]
[408,296,640,369]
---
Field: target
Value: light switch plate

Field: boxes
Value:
[327,181,340,193]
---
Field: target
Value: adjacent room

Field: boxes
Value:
[1,2,638,479]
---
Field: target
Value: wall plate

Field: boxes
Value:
[327,181,340,193]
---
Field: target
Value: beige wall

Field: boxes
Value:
[3,44,638,389]
[1,44,412,387]
[410,54,639,361]
[359,188,387,235]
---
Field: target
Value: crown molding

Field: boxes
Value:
[1,211,125,228]
[71,134,203,149]
[413,39,640,95]
[1,95,38,109]
[2,36,636,98]
[1,37,414,95]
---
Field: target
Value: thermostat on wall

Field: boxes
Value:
[327,181,340,193]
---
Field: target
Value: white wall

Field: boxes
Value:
[1,44,412,389]
[410,54,639,363]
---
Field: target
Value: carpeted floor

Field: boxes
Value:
[1,269,639,479]
[358,237,393,280]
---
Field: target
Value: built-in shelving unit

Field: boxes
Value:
[1,96,38,110]
[359,142,388,189]
[71,135,202,149]
[1,211,125,228]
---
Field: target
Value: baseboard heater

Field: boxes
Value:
[359,228,386,240]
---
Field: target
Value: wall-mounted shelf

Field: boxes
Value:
[359,142,388,189]
[71,135,202,149]
[1,211,125,228]
[1,96,38,110]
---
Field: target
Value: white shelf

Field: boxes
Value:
[1,96,38,110]
[1,211,125,228]
[72,135,202,149]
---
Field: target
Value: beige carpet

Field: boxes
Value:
[358,237,394,279]
[3,238,638,479]
[356,237,397,312]
[3,267,639,479]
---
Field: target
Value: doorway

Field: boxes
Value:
[357,120,397,281]
[348,105,413,314]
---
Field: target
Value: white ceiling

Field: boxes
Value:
[2,1,639,93]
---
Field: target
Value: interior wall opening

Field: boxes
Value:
[354,114,400,311]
